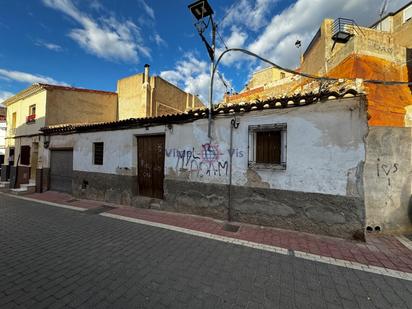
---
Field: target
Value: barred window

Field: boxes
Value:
[93,142,104,165]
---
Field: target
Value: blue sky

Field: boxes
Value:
[0,0,409,105]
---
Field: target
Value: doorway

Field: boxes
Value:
[137,135,165,199]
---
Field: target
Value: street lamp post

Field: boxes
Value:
[188,0,216,139]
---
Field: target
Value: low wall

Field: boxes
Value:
[35,168,50,193]
[72,171,138,205]
[163,179,364,239]
[0,164,7,181]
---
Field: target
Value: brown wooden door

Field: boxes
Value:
[138,135,165,199]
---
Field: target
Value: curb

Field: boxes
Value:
[0,192,87,212]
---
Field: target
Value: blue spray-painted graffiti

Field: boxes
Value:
[166,143,244,177]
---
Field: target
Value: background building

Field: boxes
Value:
[117,64,203,120]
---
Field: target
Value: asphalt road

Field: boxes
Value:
[0,194,412,309]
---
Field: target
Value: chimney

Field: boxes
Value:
[144,64,150,84]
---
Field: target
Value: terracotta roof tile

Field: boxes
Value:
[41,80,362,135]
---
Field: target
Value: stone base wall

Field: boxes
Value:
[163,179,365,239]
[68,171,365,239]
[0,164,7,181]
[72,171,138,205]
[35,168,50,193]
[9,166,30,189]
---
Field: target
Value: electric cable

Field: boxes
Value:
[213,48,412,86]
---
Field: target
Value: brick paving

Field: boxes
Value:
[1,193,412,308]
[26,191,412,274]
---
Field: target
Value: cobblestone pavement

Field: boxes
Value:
[1,195,412,309]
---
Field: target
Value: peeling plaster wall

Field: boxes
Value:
[364,127,412,234]
[163,97,368,238]
[166,97,367,197]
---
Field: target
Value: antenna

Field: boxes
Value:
[379,0,388,19]
[377,0,388,31]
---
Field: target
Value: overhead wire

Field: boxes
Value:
[213,48,412,86]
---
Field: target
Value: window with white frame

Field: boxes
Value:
[248,124,287,169]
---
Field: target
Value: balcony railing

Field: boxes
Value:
[332,18,355,43]
[26,114,36,124]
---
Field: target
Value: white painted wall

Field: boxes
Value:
[47,97,367,197]
[74,126,166,175]
[165,98,367,196]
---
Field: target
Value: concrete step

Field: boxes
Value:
[0,181,10,189]
[9,183,36,195]
[20,183,36,189]
[9,188,29,195]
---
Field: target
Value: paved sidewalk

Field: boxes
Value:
[2,194,412,309]
[25,191,412,275]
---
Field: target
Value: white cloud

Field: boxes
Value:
[245,0,411,68]
[210,0,412,73]
[153,33,167,46]
[89,0,103,11]
[216,26,248,66]
[0,68,69,86]
[160,53,228,104]
[137,0,155,20]
[42,0,149,63]
[35,40,63,52]
[221,0,277,31]
[0,91,14,104]
[221,0,278,31]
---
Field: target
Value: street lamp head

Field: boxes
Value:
[188,0,214,20]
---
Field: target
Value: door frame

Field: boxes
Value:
[49,148,74,193]
[136,134,166,199]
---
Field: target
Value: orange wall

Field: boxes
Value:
[327,54,412,127]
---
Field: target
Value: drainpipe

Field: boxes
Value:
[227,115,239,222]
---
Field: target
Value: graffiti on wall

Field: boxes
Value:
[166,143,244,177]
[367,39,393,56]
[377,158,399,186]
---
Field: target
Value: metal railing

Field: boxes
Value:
[332,18,355,42]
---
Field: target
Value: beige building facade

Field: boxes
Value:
[1,84,117,190]
[118,65,203,120]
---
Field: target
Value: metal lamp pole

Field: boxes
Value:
[188,0,216,139]
[208,20,216,139]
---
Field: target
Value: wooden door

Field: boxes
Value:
[138,135,165,199]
